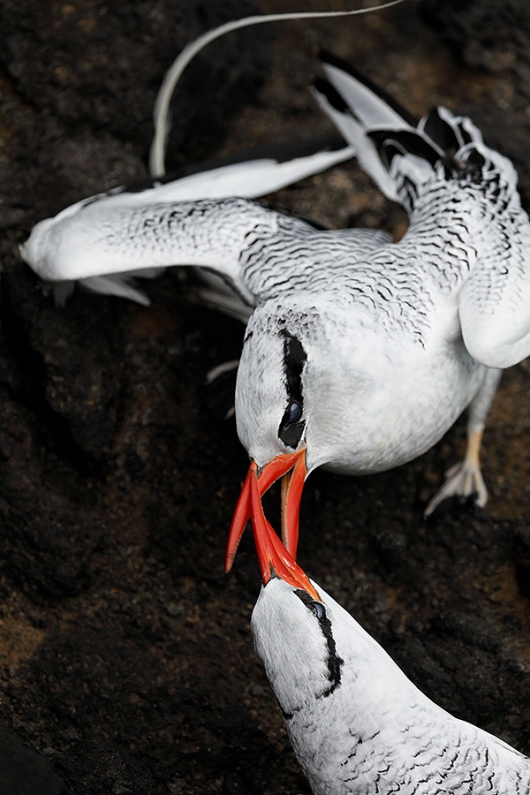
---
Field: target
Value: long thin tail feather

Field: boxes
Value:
[149,0,407,176]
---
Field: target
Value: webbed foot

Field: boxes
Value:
[424,459,487,518]
[424,428,487,518]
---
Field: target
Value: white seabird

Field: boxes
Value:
[20,54,530,554]
[248,491,530,795]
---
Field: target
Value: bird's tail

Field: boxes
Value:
[312,52,484,214]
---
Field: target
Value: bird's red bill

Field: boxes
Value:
[225,448,306,572]
[238,459,320,601]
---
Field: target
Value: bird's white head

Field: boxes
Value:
[227,300,321,569]
[226,297,381,571]
[252,577,345,718]
[235,302,319,467]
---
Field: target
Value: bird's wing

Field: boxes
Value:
[135,137,354,203]
[434,142,530,369]
[312,53,417,203]
[313,52,483,215]
[67,269,166,307]
[458,189,530,369]
[20,137,354,306]
[315,54,530,369]
[21,195,322,309]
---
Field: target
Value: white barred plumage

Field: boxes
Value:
[20,53,530,553]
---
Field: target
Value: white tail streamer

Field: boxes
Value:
[149,0,407,176]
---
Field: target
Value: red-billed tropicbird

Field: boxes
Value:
[248,482,530,794]
[20,53,530,554]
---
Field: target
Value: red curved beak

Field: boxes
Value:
[235,458,320,601]
[225,448,307,573]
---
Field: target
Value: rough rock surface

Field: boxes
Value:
[421,0,530,202]
[1,1,530,793]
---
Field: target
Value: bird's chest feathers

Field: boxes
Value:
[308,320,484,474]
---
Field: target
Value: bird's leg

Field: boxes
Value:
[424,367,502,518]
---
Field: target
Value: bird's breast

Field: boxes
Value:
[306,334,486,475]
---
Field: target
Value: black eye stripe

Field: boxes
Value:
[294,589,344,697]
[278,331,307,448]
[295,589,322,614]
[281,330,307,405]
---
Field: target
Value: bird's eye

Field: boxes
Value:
[308,601,326,620]
[278,401,305,448]
[295,589,326,620]
[286,401,302,425]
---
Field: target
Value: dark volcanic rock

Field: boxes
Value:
[2,262,126,465]
[421,0,530,203]
[0,730,71,795]
[0,382,103,597]
[0,0,270,227]
[55,743,154,795]
[513,524,530,598]
[1,2,530,794]
[421,0,530,82]
[0,0,269,167]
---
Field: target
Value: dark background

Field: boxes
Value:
[1,0,530,792]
